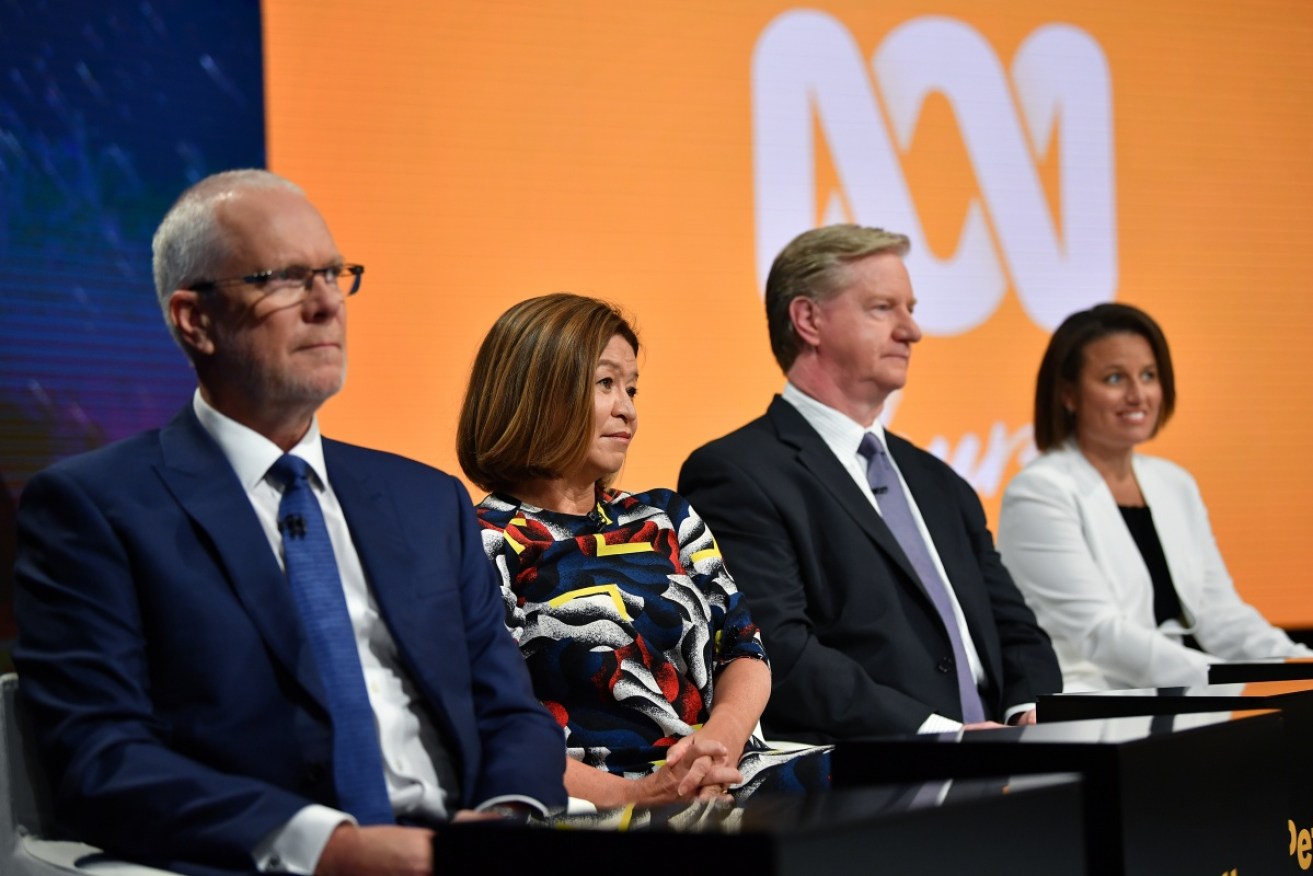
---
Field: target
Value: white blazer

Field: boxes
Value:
[997,443,1311,691]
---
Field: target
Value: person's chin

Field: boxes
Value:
[276,371,344,406]
[874,373,908,396]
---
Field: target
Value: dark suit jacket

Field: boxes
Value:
[13,405,566,874]
[678,396,1059,741]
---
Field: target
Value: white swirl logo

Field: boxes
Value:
[753,11,1117,335]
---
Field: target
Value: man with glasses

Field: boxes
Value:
[13,170,566,875]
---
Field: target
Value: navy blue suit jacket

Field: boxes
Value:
[13,405,566,873]
[679,397,1060,741]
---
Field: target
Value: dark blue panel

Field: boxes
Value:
[0,0,266,645]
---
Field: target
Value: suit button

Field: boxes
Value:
[936,658,954,674]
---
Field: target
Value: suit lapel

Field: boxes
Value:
[323,443,429,664]
[154,406,328,711]
[886,434,961,581]
[890,432,1007,687]
[767,398,925,591]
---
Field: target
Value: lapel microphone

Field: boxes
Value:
[279,514,308,538]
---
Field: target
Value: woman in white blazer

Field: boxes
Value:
[998,303,1310,691]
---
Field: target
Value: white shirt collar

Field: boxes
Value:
[191,390,328,490]
[781,382,888,458]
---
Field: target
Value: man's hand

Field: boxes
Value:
[315,824,433,876]
[1008,709,1038,726]
[961,721,1008,731]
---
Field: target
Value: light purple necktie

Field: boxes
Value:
[858,434,987,724]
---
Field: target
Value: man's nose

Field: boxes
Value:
[897,311,923,343]
[304,274,345,315]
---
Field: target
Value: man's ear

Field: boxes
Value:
[788,296,823,348]
[169,290,216,356]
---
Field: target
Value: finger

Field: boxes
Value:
[702,764,742,787]
[695,784,734,802]
[679,759,743,797]
[682,737,729,761]
[676,755,715,797]
[664,734,696,767]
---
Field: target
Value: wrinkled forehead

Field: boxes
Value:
[212,187,339,271]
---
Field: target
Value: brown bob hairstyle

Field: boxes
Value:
[1033,302,1176,452]
[457,293,639,494]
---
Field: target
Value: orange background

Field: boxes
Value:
[263,1,1313,625]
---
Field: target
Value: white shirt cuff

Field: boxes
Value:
[253,805,354,874]
[918,713,965,734]
[474,794,551,817]
[1004,703,1036,724]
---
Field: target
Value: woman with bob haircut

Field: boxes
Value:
[458,293,828,808]
[998,302,1310,691]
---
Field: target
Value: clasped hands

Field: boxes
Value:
[635,731,743,806]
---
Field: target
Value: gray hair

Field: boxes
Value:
[151,169,303,344]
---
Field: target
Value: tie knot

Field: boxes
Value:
[268,454,313,490]
[858,432,884,463]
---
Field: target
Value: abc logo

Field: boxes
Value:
[752,11,1117,335]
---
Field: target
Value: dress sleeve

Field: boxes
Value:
[671,493,768,668]
[1176,473,1313,660]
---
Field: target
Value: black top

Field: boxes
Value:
[1118,505,1185,626]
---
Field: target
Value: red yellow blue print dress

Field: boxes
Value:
[477,489,830,797]
[476,488,765,774]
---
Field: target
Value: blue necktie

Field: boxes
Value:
[858,434,987,724]
[268,454,394,824]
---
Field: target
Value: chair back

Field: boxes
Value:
[1,673,55,841]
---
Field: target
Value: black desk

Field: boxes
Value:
[1042,682,1313,873]
[438,776,1085,875]
[1211,657,1313,684]
[1039,679,1313,724]
[832,711,1283,875]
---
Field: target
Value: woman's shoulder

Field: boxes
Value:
[1005,445,1198,503]
[1131,451,1192,478]
[608,486,688,516]
[608,487,720,533]
[474,492,521,531]
[1005,444,1085,493]
[1131,452,1200,495]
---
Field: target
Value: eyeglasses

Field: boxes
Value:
[189,263,364,299]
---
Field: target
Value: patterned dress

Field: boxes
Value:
[476,488,828,796]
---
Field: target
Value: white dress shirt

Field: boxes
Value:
[781,384,1028,732]
[193,392,460,873]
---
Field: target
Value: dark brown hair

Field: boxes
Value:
[458,293,639,493]
[1034,302,1176,451]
